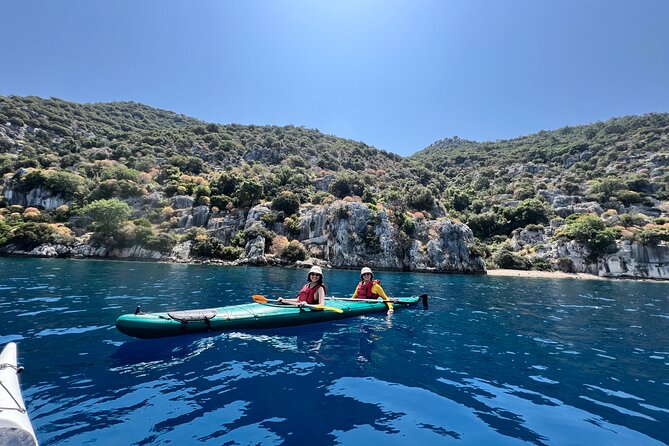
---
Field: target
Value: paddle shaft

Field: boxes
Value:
[327,297,399,303]
[252,295,343,313]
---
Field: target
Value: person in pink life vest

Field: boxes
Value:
[352,267,394,314]
[278,265,326,309]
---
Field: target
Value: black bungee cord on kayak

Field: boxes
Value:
[0,364,27,414]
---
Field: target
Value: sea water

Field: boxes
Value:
[1,257,668,445]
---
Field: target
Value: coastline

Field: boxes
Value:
[1,252,667,282]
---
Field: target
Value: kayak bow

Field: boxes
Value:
[0,342,38,446]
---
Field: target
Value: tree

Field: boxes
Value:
[277,240,307,261]
[82,199,131,235]
[406,185,435,212]
[7,222,55,249]
[234,180,263,208]
[466,211,508,239]
[557,214,618,255]
[0,219,11,246]
[503,198,551,231]
[589,177,625,201]
[44,171,85,199]
[272,191,300,216]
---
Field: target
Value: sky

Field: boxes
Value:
[1,0,668,157]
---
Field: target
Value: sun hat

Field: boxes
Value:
[307,265,323,280]
[360,267,373,279]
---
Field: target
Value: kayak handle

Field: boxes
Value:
[0,363,23,373]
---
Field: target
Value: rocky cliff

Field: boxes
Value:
[510,224,669,280]
[0,194,486,274]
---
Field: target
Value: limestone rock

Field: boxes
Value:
[245,205,271,229]
[599,241,669,279]
[171,195,194,209]
[244,235,267,265]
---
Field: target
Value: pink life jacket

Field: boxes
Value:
[297,283,326,304]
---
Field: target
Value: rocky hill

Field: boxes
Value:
[1,96,667,278]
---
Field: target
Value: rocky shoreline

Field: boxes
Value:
[2,247,668,282]
[2,182,668,280]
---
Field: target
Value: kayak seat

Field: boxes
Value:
[167,309,218,323]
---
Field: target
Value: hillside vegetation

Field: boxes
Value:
[1,95,667,271]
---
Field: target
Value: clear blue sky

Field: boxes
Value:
[1,0,668,156]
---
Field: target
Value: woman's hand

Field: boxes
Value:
[277,297,284,303]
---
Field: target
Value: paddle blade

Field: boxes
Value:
[313,304,344,314]
[252,295,268,304]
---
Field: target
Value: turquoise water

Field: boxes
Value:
[1,257,668,445]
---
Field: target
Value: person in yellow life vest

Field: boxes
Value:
[278,265,326,309]
[352,267,394,315]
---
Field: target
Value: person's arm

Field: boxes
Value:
[278,296,305,306]
[372,283,394,313]
[315,287,325,306]
[351,285,359,299]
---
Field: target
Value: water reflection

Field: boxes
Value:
[329,376,665,445]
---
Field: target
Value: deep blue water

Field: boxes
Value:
[1,257,668,445]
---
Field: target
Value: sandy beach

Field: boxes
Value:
[486,269,606,280]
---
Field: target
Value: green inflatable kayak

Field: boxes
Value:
[115,294,428,339]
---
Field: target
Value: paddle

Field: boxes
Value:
[327,297,401,303]
[252,295,344,314]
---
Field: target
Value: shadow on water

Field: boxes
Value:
[111,336,201,367]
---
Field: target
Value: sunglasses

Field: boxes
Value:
[362,273,372,276]
[309,273,321,277]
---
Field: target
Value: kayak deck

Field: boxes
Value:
[0,343,38,446]
[116,295,427,339]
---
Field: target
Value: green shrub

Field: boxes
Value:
[329,172,364,198]
[19,170,48,192]
[191,236,243,260]
[531,257,554,271]
[311,191,333,205]
[615,190,643,206]
[502,198,551,231]
[0,220,10,246]
[283,214,301,234]
[100,165,141,182]
[7,222,55,249]
[234,180,263,208]
[144,232,178,252]
[466,211,508,239]
[277,240,307,262]
[466,240,490,258]
[42,171,84,199]
[635,226,669,245]
[122,224,153,247]
[491,248,532,270]
[557,214,618,255]
[556,257,576,273]
[272,191,300,216]
[406,185,435,211]
[82,199,131,236]
[261,212,278,226]
[210,194,233,209]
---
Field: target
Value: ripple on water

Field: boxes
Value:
[0,334,24,343]
[35,325,107,337]
[529,375,559,384]
[18,307,69,317]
